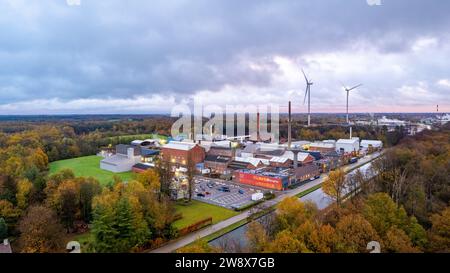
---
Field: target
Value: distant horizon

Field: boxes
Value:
[0,111,448,118]
[1,1,450,115]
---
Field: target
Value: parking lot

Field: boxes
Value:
[193,176,264,209]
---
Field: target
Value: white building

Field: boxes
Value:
[360,140,383,150]
[100,144,141,173]
[336,139,360,153]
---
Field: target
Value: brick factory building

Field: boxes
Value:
[160,141,205,167]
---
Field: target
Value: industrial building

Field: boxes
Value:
[293,164,321,183]
[360,140,383,150]
[235,168,290,191]
[308,142,336,153]
[100,144,141,173]
[160,141,206,168]
[336,138,360,154]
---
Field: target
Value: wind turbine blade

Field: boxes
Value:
[348,84,363,91]
[303,87,308,105]
[339,81,347,91]
[301,69,309,83]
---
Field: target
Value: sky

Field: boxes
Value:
[0,0,449,115]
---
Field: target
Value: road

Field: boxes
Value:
[149,152,382,253]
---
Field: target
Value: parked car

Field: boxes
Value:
[218,186,230,192]
[205,192,211,195]
[197,193,205,197]
[238,189,245,194]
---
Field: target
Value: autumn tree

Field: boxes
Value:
[136,169,160,193]
[322,169,347,206]
[335,214,380,253]
[362,193,427,248]
[18,206,65,253]
[16,179,33,210]
[246,221,269,252]
[428,207,450,252]
[266,230,309,253]
[275,197,311,230]
[383,227,420,253]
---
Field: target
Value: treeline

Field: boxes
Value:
[0,116,174,162]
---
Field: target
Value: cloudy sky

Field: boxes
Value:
[0,0,449,114]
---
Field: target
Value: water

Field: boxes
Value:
[300,188,332,210]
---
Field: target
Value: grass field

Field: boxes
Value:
[173,200,239,230]
[49,155,135,186]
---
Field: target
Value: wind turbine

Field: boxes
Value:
[301,69,313,127]
[341,83,362,124]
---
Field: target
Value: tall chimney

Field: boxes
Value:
[288,101,292,149]
[257,112,261,142]
[349,126,353,139]
[293,151,299,169]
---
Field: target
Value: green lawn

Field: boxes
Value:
[49,155,135,186]
[173,200,239,230]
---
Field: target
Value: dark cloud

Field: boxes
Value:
[0,0,450,112]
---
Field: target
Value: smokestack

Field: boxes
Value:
[293,151,299,169]
[257,112,261,142]
[349,127,353,139]
[288,101,292,149]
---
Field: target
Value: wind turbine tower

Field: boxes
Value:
[301,69,313,127]
[342,83,362,124]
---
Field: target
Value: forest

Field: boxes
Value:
[0,115,447,253]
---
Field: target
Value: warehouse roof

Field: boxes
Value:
[337,139,359,144]
[309,142,335,148]
[269,156,291,164]
[234,156,269,167]
[282,151,313,162]
[162,141,197,151]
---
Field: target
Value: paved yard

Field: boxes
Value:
[193,177,263,209]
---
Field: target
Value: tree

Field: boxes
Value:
[363,193,407,236]
[0,175,18,205]
[18,206,65,253]
[335,214,380,253]
[276,197,310,230]
[0,200,21,225]
[16,179,33,210]
[322,169,347,206]
[136,169,160,193]
[186,153,196,202]
[246,221,269,252]
[78,177,101,223]
[428,207,450,252]
[383,227,420,253]
[91,204,118,253]
[59,186,78,233]
[0,217,7,240]
[266,230,309,253]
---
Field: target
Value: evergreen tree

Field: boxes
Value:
[0,217,7,240]
[91,205,118,253]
